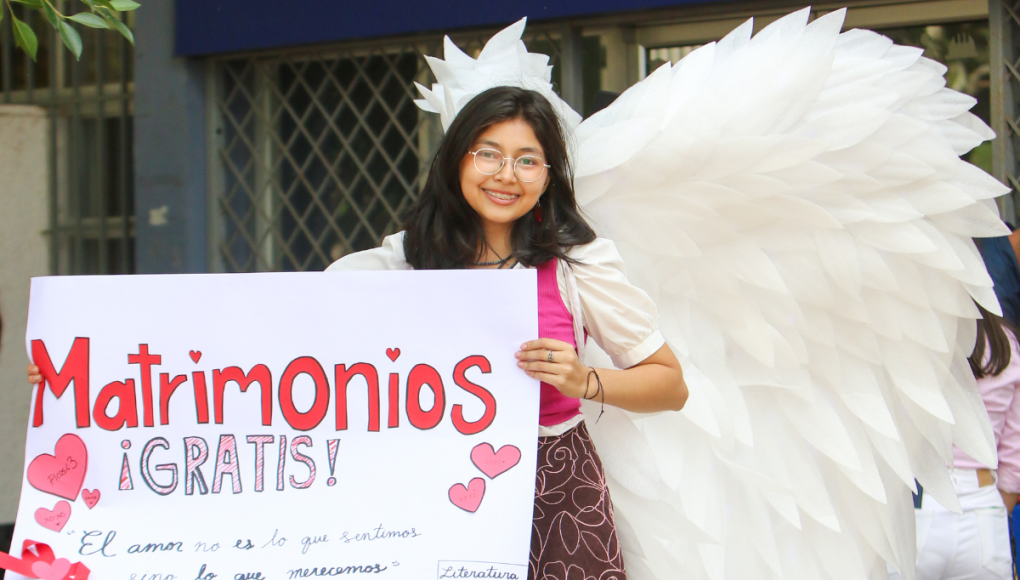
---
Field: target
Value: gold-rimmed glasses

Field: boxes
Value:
[468,148,550,183]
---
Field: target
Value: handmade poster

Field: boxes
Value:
[11,271,540,580]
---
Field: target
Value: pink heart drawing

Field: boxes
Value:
[470,443,522,479]
[35,501,72,532]
[32,558,71,580]
[386,348,400,362]
[449,477,485,513]
[27,434,88,500]
[189,350,202,363]
[81,489,100,509]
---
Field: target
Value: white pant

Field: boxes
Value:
[891,469,1012,580]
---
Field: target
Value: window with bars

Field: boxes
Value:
[209,29,577,273]
[0,1,135,275]
[988,0,1019,222]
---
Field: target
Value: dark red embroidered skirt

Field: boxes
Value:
[530,422,627,580]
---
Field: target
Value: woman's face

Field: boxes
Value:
[459,118,550,240]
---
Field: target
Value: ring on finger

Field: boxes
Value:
[547,350,554,363]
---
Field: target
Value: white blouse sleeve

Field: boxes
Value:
[325,232,411,271]
[566,238,665,369]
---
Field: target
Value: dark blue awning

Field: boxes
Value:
[175,0,709,56]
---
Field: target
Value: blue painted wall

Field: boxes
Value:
[175,0,710,56]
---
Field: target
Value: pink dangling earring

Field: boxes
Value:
[534,200,543,222]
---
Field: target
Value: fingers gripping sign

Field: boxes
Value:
[515,339,588,398]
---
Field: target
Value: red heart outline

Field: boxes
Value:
[449,478,485,513]
[470,443,522,479]
[386,348,400,362]
[189,350,202,363]
[34,501,71,532]
[27,434,88,500]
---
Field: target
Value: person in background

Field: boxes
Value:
[897,304,1020,580]
[976,232,1020,328]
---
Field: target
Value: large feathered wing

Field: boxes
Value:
[573,8,1009,580]
[413,10,1009,579]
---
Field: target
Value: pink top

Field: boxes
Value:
[536,258,582,426]
[954,332,1020,492]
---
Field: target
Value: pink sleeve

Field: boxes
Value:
[997,338,1020,493]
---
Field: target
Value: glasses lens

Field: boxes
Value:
[474,149,503,175]
[515,156,546,182]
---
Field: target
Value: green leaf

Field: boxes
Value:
[99,9,132,44]
[58,20,82,60]
[109,0,139,10]
[10,13,38,61]
[67,12,107,28]
[92,0,114,8]
[10,0,43,7]
[41,1,59,27]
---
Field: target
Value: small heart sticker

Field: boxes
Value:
[449,478,485,513]
[189,350,202,363]
[81,489,100,509]
[386,348,400,362]
[471,443,522,479]
[35,500,72,532]
[32,558,71,580]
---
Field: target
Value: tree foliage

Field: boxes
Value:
[1,0,138,61]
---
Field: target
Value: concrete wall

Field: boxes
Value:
[134,0,208,274]
[0,105,50,522]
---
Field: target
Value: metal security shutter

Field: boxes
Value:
[209,30,565,273]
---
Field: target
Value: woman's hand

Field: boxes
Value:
[516,339,590,399]
[517,341,687,413]
[27,364,42,386]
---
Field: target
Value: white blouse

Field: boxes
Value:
[325,232,665,369]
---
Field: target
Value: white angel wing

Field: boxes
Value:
[413,10,1009,579]
[574,8,1009,580]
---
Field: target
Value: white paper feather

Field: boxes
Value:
[414,18,581,134]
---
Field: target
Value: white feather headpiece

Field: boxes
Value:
[414,18,582,134]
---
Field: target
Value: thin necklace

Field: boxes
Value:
[473,255,511,267]
[473,247,510,267]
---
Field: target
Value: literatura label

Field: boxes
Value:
[437,561,527,579]
[14,271,540,580]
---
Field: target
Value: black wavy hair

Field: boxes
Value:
[402,86,596,269]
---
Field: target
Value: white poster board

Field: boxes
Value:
[12,271,539,580]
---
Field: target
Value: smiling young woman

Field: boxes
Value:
[329,86,688,578]
[457,118,550,262]
[393,87,595,273]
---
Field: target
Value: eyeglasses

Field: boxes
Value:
[468,148,550,183]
